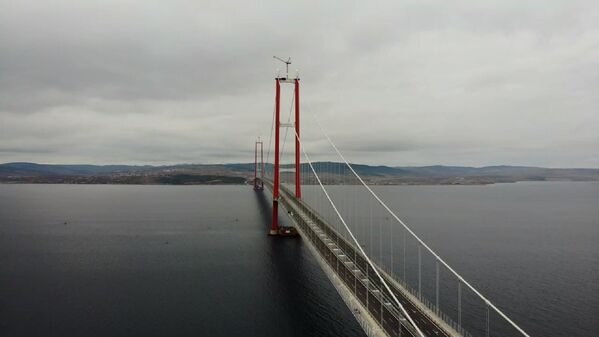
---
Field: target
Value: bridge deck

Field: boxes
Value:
[263,180,464,337]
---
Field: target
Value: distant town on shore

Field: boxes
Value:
[1,162,598,186]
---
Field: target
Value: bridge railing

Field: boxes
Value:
[275,181,416,336]
[270,120,532,337]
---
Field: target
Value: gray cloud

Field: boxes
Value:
[1,0,598,167]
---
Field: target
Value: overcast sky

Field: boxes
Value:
[1,1,598,167]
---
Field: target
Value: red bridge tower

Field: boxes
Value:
[254,137,264,190]
[270,56,301,235]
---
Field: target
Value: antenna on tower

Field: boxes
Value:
[273,56,291,78]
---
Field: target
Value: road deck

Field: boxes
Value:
[263,180,462,337]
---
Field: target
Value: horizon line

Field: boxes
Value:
[2,161,599,170]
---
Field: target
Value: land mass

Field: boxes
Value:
[1,162,598,185]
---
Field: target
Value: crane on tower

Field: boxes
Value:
[273,56,292,78]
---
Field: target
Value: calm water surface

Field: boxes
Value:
[372,182,599,337]
[0,182,597,337]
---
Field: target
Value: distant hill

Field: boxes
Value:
[0,162,154,176]
[1,162,598,185]
[0,162,246,185]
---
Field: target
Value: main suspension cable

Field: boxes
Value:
[309,113,531,337]
[292,128,427,337]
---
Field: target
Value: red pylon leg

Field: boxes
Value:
[254,141,258,190]
[260,141,264,189]
[294,79,301,199]
[270,79,281,235]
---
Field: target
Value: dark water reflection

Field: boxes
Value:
[1,182,598,337]
[0,185,365,337]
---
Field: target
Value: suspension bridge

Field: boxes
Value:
[252,60,531,337]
